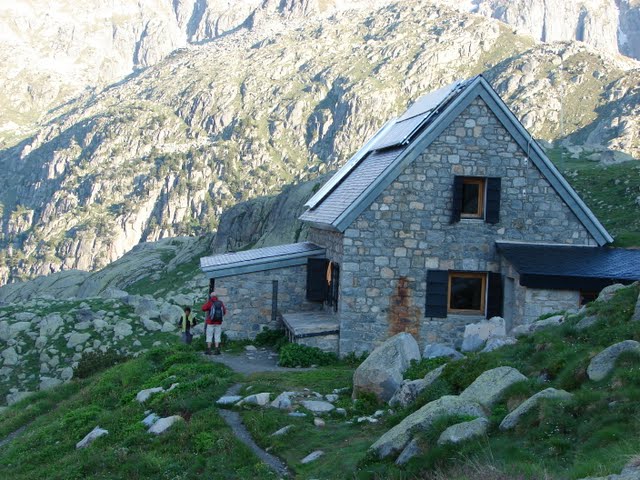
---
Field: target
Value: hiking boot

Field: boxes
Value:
[205,349,212,355]
[214,347,221,355]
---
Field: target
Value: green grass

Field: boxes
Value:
[2,286,639,479]
[238,366,388,479]
[548,149,640,247]
[0,345,277,480]
[359,283,640,479]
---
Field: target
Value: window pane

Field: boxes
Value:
[461,183,479,214]
[450,276,483,310]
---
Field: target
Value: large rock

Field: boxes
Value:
[142,318,162,332]
[437,417,489,445]
[595,284,627,303]
[461,317,506,352]
[136,387,164,403]
[6,391,34,405]
[10,321,33,337]
[389,365,446,408]
[1,347,19,366]
[395,438,421,465]
[481,336,517,353]
[238,393,271,406]
[575,314,599,331]
[632,293,640,322]
[300,400,335,414]
[160,303,183,323]
[148,415,183,434]
[76,426,108,449]
[423,344,464,360]
[14,312,36,322]
[499,388,573,430]
[39,376,63,391]
[369,395,485,459]
[587,340,640,381]
[459,366,527,409]
[271,392,294,410]
[67,332,91,348]
[114,321,133,337]
[389,379,428,408]
[353,332,421,402]
[530,314,564,332]
[134,298,160,318]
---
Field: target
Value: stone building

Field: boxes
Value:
[200,75,639,355]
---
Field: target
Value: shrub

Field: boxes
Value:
[253,328,288,351]
[278,343,338,367]
[352,390,383,416]
[74,350,130,379]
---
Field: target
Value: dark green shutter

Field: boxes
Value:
[485,177,501,224]
[425,270,448,318]
[306,258,329,302]
[450,176,463,224]
[486,272,503,318]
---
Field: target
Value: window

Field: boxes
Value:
[448,272,486,313]
[461,178,485,218]
[451,176,501,224]
[426,270,502,318]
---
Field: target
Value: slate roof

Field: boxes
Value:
[200,242,325,279]
[299,75,613,246]
[497,241,640,290]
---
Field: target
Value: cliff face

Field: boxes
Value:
[0,0,638,286]
[0,0,368,143]
[462,0,640,60]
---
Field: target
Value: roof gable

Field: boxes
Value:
[299,76,613,245]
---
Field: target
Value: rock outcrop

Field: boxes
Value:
[459,366,527,408]
[499,388,573,430]
[1,0,638,286]
[370,395,486,459]
[587,340,640,381]
[352,332,421,402]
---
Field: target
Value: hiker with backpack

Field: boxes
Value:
[201,291,227,355]
[177,306,197,345]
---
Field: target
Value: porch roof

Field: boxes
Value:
[496,241,640,290]
[199,242,325,279]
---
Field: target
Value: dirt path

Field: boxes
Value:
[206,347,309,375]
[205,347,305,478]
[0,424,29,449]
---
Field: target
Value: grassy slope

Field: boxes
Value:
[548,149,640,247]
[235,285,640,479]
[0,290,637,479]
[0,345,275,480]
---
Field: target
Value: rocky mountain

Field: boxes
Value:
[0,0,374,143]
[459,0,640,61]
[0,0,638,286]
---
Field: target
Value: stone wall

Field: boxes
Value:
[336,97,598,354]
[214,264,321,339]
[500,259,581,327]
[522,288,580,324]
[308,228,344,265]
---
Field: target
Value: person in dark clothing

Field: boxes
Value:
[201,292,227,355]
[177,306,197,344]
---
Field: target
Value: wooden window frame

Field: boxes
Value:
[460,177,486,219]
[448,271,487,314]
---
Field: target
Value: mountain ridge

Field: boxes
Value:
[0,0,638,286]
